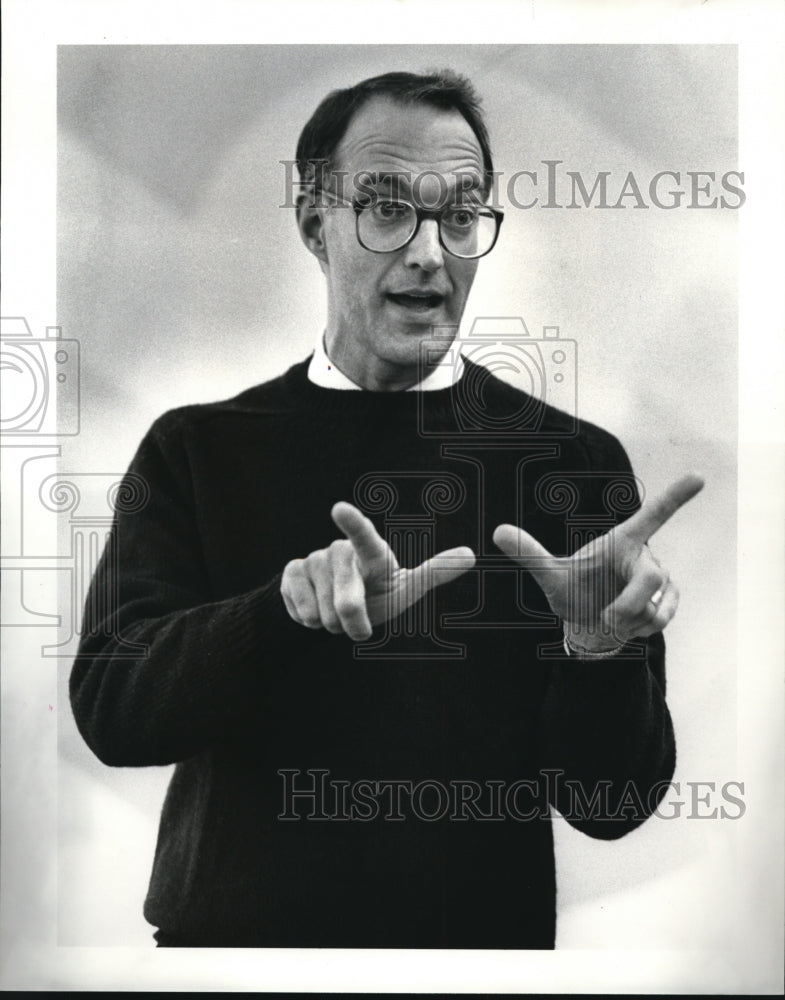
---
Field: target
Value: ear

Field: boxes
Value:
[296,193,328,266]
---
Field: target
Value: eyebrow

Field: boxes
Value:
[360,170,486,202]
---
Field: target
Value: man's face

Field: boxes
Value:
[299,97,485,390]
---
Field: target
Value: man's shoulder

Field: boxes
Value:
[461,358,628,463]
[149,357,312,439]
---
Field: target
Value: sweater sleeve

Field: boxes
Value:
[537,432,676,839]
[69,413,329,768]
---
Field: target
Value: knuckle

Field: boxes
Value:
[282,558,303,583]
[289,578,313,602]
[305,549,328,573]
[291,592,316,617]
[334,597,362,619]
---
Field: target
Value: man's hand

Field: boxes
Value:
[492,474,704,651]
[281,501,476,641]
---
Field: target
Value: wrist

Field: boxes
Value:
[562,621,626,658]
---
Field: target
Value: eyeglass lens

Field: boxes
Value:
[356,201,498,258]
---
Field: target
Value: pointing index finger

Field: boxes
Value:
[331,501,391,568]
[620,473,705,543]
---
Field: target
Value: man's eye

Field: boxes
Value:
[444,207,479,228]
[372,201,409,222]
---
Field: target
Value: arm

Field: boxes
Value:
[495,434,702,838]
[69,414,328,768]
[538,631,675,839]
[71,419,476,769]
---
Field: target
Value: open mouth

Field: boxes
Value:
[386,292,445,311]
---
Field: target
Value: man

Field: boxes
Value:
[70,70,703,949]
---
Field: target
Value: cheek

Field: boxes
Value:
[324,219,363,280]
[452,263,478,302]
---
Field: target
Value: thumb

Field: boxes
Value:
[406,546,476,604]
[493,524,561,597]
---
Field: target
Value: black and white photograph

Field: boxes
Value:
[2,0,783,993]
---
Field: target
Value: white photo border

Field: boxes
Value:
[1,0,783,993]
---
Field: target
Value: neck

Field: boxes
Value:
[323,344,419,393]
[344,361,421,392]
[323,330,457,393]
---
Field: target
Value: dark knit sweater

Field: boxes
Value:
[70,357,675,949]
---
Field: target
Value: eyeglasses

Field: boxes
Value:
[318,189,504,260]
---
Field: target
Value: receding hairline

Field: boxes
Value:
[296,70,495,196]
[327,95,486,176]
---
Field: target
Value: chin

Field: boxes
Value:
[393,315,457,339]
[380,330,454,381]
[382,325,436,355]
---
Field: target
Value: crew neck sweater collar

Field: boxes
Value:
[281,356,467,421]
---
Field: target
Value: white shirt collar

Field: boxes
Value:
[307,333,464,391]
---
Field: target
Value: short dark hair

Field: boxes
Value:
[295,70,494,194]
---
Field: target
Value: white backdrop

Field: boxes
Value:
[54,44,739,949]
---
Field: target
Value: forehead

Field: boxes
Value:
[332,97,485,195]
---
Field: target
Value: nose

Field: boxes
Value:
[402,218,444,272]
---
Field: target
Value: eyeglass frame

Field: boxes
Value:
[315,187,505,260]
